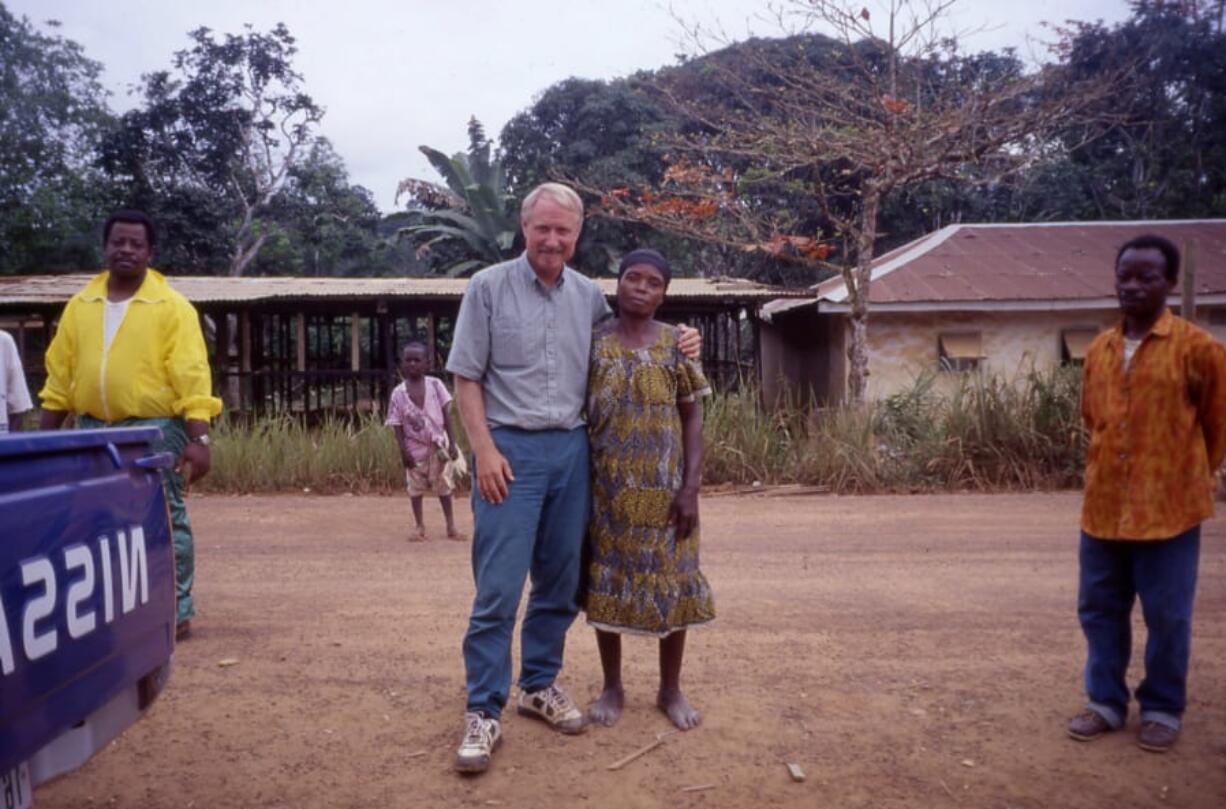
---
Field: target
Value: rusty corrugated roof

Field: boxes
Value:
[812,220,1226,306]
[0,274,807,307]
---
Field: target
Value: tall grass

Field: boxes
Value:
[704,367,1085,492]
[199,412,406,494]
[199,368,1086,494]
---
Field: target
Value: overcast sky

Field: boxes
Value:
[10,0,1132,214]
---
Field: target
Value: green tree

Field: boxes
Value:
[251,138,403,276]
[0,6,114,274]
[1023,1,1226,220]
[500,66,836,281]
[395,117,518,276]
[499,77,678,276]
[100,23,323,275]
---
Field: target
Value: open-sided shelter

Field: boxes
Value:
[0,275,806,416]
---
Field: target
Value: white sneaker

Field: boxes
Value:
[516,683,588,734]
[454,711,501,773]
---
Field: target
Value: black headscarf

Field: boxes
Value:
[617,248,671,285]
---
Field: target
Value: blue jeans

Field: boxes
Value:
[1078,526,1200,730]
[462,427,590,718]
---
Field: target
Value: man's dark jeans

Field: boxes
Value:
[1078,525,1200,730]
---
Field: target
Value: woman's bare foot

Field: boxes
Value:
[658,688,701,730]
[588,685,624,727]
[409,526,427,542]
[446,528,467,541]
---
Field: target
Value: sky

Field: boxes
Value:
[9,0,1133,214]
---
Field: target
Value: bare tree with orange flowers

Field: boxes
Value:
[582,1,1124,402]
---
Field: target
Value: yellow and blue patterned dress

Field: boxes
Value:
[584,323,715,637]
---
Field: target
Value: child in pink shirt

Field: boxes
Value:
[385,342,463,540]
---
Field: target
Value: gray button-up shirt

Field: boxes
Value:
[446,253,611,431]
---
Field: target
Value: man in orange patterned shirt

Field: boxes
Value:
[1067,234,1226,753]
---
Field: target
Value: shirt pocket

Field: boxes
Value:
[491,317,528,368]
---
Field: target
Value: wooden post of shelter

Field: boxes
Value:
[379,305,394,403]
[215,311,230,402]
[250,312,265,413]
[1182,239,1198,323]
[425,312,437,370]
[240,310,252,414]
[350,311,360,410]
[734,308,743,385]
[295,313,306,373]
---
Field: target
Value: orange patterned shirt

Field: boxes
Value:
[1081,309,1226,540]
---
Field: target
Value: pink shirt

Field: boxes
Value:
[385,376,453,462]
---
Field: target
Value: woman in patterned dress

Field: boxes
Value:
[584,248,715,731]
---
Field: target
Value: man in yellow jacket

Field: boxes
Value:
[40,210,223,640]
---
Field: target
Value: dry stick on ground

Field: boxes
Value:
[680,784,717,793]
[606,730,680,771]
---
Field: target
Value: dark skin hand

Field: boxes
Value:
[393,425,416,470]
[181,419,210,484]
[669,401,702,540]
[39,409,68,430]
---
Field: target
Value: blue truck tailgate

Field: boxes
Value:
[0,427,176,791]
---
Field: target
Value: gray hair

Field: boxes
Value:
[520,182,583,224]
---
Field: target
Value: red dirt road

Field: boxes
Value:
[37,492,1226,808]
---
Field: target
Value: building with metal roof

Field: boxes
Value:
[759,220,1226,402]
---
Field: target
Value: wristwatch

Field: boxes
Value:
[190,434,211,447]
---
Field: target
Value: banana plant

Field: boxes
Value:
[395,118,519,276]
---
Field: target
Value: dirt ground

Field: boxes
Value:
[36,491,1226,809]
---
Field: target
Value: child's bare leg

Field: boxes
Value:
[658,630,700,730]
[409,495,426,540]
[440,495,462,539]
[588,630,624,726]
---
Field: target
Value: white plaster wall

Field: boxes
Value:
[859,310,1122,400]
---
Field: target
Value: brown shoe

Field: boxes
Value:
[1137,721,1179,753]
[175,621,192,641]
[1067,709,1114,741]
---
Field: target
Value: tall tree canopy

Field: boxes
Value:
[1028,1,1226,221]
[0,6,114,274]
[100,23,324,275]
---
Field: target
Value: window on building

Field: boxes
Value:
[938,332,982,372]
[1061,327,1099,367]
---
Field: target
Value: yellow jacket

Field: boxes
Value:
[40,269,223,423]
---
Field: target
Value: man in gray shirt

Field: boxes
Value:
[447,183,698,773]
